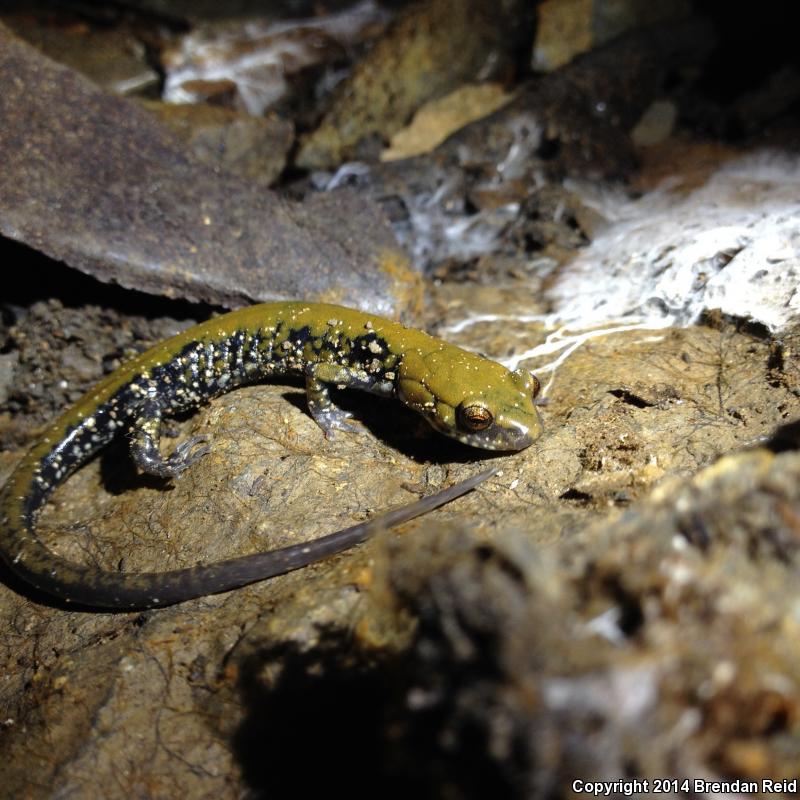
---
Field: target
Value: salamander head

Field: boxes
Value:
[396,347,543,451]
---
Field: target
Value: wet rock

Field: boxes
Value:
[140,100,294,185]
[296,0,536,169]
[0,24,419,316]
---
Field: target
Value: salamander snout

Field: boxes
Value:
[397,350,544,451]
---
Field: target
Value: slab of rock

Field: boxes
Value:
[0,24,419,317]
[140,101,294,186]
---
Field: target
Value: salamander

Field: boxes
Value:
[0,302,542,609]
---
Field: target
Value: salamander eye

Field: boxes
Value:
[458,403,493,431]
[531,373,541,399]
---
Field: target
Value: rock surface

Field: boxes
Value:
[296,0,536,169]
[0,24,419,317]
[2,5,800,798]
[140,101,294,186]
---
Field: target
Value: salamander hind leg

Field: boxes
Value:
[305,364,360,438]
[129,398,210,478]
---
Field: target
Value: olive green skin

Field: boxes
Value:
[0,302,542,608]
[396,345,541,450]
[228,302,543,450]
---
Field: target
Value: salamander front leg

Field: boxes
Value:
[305,365,360,438]
[129,398,210,478]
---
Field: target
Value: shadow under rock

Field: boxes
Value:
[231,632,519,800]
